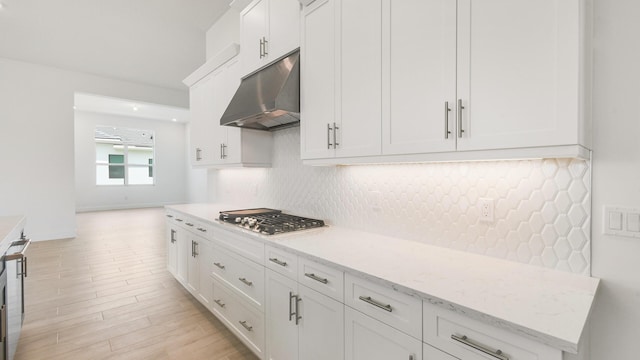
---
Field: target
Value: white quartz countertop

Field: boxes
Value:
[167,203,599,353]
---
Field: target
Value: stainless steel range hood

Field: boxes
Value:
[220,50,300,131]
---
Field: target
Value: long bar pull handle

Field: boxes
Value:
[304,273,328,284]
[185,222,194,227]
[295,295,302,325]
[358,296,393,312]
[451,334,509,360]
[24,256,28,277]
[333,122,339,147]
[259,38,264,58]
[269,258,287,267]
[193,242,199,257]
[327,123,333,149]
[195,147,202,161]
[213,299,226,308]
[213,262,225,270]
[196,227,207,233]
[239,320,253,332]
[457,99,465,138]
[175,218,183,222]
[289,291,296,321]
[166,214,174,218]
[239,277,253,287]
[263,37,268,56]
[220,143,224,159]
[191,241,194,257]
[445,101,452,139]
[0,304,5,343]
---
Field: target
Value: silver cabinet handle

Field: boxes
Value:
[327,123,333,149]
[288,292,302,325]
[457,99,465,138]
[451,334,509,360]
[214,262,225,270]
[175,218,183,222]
[195,147,202,161]
[193,241,199,257]
[0,305,5,343]
[358,296,392,312]
[214,299,225,308]
[221,143,227,159]
[220,143,223,159]
[239,277,253,286]
[166,214,174,218]
[445,101,452,139]
[259,38,264,58]
[409,355,415,360]
[333,122,339,147]
[269,258,287,267]
[170,229,176,243]
[185,222,194,227]
[263,36,268,57]
[196,227,207,233]
[304,273,328,284]
[239,320,253,332]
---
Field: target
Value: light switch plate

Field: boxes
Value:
[604,206,640,238]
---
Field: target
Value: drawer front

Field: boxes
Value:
[212,279,265,358]
[298,257,344,302]
[265,245,298,280]
[424,343,460,360]
[345,273,422,339]
[211,244,265,310]
[423,302,562,360]
[213,227,265,264]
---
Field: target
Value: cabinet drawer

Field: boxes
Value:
[265,245,298,280]
[211,244,265,311]
[212,278,265,358]
[423,302,562,360]
[298,257,344,301]
[213,227,265,264]
[345,273,422,339]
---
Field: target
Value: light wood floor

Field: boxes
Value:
[16,208,257,360]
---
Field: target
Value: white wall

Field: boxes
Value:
[206,8,241,59]
[74,111,187,211]
[0,57,187,241]
[590,0,640,358]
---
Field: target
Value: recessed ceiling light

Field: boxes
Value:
[132,106,139,111]
[73,105,77,110]
[0,3,4,10]
[172,118,177,122]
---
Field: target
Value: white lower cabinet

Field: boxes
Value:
[196,238,212,307]
[266,269,344,360]
[212,278,266,358]
[345,306,421,360]
[165,216,179,276]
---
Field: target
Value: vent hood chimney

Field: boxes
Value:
[220,50,300,131]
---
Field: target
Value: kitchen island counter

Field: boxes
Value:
[167,203,599,354]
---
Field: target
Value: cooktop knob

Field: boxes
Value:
[247,218,257,227]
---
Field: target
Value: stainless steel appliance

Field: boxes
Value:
[2,234,29,360]
[220,50,300,131]
[219,208,325,235]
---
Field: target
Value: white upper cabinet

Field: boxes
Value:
[382,0,457,155]
[301,0,382,160]
[303,0,590,164]
[456,0,585,151]
[240,0,301,76]
[188,55,273,168]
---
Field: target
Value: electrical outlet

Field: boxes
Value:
[479,198,494,223]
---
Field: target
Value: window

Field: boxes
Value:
[95,126,155,185]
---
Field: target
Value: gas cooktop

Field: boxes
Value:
[219,208,325,235]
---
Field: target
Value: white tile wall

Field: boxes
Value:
[214,128,591,274]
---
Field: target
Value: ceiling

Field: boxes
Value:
[0,0,230,90]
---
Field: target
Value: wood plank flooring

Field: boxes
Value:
[16,208,257,360]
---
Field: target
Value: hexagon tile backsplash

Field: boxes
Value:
[214,128,591,275]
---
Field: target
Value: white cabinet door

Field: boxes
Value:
[241,0,300,76]
[345,307,421,360]
[176,226,189,285]
[221,59,242,164]
[241,0,269,74]
[335,0,382,158]
[382,0,457,155]
[189,71,218,166]
[298,284,344,360]
[300,0,336,160]
[456,0,580,151]
[197,238,212,308]
[266,270,299,360]
[166,225,178,276]
[268,0,301,61]
[186,234,200,295]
